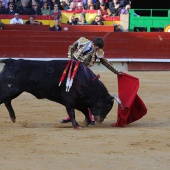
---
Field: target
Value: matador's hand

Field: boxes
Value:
[118,71,124,76]
[114,66,123,75]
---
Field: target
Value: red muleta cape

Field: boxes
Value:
[113,73,147,127]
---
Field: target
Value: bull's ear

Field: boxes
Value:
[2,59,16,66]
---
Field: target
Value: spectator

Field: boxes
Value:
[108,0,118,16]
[83,0,88,9]
[116,0,130,10]
[88,0,98,9]
[68,2,76,11]
[99,1,111,17]
[92,0,98,7]
[0,1,6,14]
[50,0,57,10]
[120,3,139,16]
[10,12,24,24]
[41,2,51,15]
[25,15,42,25]
[76,2,84,10]
[87,0,95,9]
[77,13,88,25]
[15,0,22,10]
[67,15,78,25]
[39,0,51,8]
[33,0,41,7]
[73,0,84,10]
[0,19,4,29]
[18,0,31,15]
[88,3,94,10]
[120,3,130,14]
[109,0,130,16]
[50,19,62,31]
[64,0,70,6]
[51,3,61,20]
[6,3,16,14]
[30,2,42,15]
[91,15,104,25]
[7,0,16,9]
[61,1,69,10]
[95,0,103,9]
[113,23,123,32]
[0,0,7,9]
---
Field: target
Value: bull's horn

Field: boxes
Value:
[112,94,123,109]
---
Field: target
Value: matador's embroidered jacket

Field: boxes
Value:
[68,37,119,74]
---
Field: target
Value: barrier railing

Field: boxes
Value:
[129,9,170,32]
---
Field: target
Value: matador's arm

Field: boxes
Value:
[100,58,122,75]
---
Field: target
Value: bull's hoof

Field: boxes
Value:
[74,126,82,130]
[10,118,16,123]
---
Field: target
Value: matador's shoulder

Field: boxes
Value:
[78,37,90,45]
[96,49,104,58]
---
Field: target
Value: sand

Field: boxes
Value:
[0,70,170,170]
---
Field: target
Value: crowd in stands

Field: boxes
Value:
[0,0,133,17]
[0,0,133,31]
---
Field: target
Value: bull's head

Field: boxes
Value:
[90,96,113,123]
[90,94,122,123]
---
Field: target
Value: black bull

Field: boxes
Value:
[0,59,119,128]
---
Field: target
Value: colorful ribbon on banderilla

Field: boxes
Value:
[58,60,80,92]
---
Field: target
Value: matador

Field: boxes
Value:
[60,37,122,124]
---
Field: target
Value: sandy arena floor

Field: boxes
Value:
[0,68,170,170]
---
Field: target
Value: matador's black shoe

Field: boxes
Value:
[89,121,95,125]
[60,119,71,123]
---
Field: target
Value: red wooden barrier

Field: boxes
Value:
[1,30,170,70]
[62,25,114,32]
[3,24,50,31]
[128,62,170,71]
[1,31,170,59]
[2,24,114,32]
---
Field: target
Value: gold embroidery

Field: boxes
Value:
[96,49,104,58]
[68,37,95,66]
[78,37,89,45]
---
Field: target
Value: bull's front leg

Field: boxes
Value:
[62,91,81,129]
[4,100,16,123]
[66,107,81,129]
[82,108,91,126]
